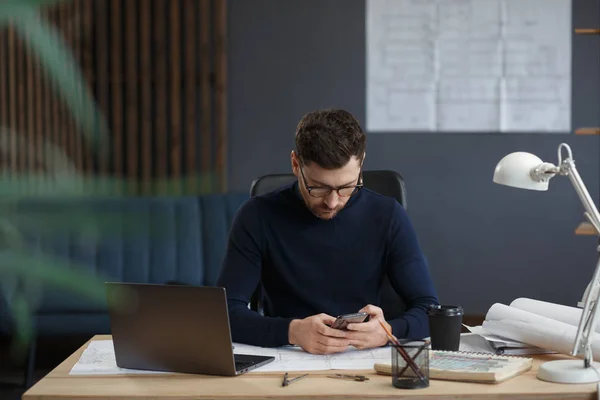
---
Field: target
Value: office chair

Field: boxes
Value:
[248,170,408,320]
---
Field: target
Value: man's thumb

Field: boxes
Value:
[319,313,336,325]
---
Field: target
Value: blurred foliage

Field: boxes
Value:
[0,0,215,358]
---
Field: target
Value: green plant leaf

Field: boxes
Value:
[0,0,221,352]
[8,293,33,358]
[0,251,108,303]
[5,5,109,151]
[0,173,218,198]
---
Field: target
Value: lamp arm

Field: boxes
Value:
[572,252,600,367]
[561,158,600,367]
[562,159,600,233]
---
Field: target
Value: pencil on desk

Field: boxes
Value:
[377,320,427,383]
[397,339,430,377]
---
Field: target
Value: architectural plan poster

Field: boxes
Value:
[366,0,572,132]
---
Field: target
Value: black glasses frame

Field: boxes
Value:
[299,168,363,198]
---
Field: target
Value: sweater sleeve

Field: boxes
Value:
[385,201,439,340]
[216,198,294,347]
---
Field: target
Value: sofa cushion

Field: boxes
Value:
[33,312,111,336]
[200,194,250,286]
[7,194,248,317]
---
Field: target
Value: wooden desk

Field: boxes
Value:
[23,335,598,400]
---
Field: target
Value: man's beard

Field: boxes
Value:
[305,200,345,220]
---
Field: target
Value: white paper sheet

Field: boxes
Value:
[366,0,571,132]
[462,324,527,347]
[70,335,494,376]
[68,339,392,375]
[227,343,391,372]
[69,340,168,375]
[458,333,495,354]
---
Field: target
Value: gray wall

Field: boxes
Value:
[228,0,600,315]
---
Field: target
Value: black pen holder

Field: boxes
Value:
[391,340,430,389]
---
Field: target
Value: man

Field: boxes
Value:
[217,108,439,355]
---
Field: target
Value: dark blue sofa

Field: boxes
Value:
[0,193,249,339]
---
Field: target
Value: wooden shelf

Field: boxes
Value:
[576,222,598,235]
[575,28,600,34]
[575,128,600,135]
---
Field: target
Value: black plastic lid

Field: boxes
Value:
[427,304,463,316]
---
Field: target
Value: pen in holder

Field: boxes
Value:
[391,340,430,389]
[377,320,429,389]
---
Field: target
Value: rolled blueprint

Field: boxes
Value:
[509,298,593,332]
[482,302,600,359]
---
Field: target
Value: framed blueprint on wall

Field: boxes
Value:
[365,0,572,133]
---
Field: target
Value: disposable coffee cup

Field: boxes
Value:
[427,304,463,351]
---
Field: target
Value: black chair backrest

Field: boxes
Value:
[248,170,408,320]
[250,170,407,210]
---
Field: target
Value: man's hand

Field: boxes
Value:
[288,313,350,355]
[346,304,391,350]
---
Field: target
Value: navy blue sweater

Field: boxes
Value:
[217,182,439,347]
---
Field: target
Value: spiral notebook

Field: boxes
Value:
[374,350,533,383]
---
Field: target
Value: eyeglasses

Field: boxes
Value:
[300,168,363,198]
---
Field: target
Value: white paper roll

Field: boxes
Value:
[510,298,591,332]
[482,302,600,359]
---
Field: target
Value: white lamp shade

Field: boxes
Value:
[493,152,548,191]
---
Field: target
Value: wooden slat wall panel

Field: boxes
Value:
[126,0,138,194]
[81,0,94,175]
[15,24,27,175]
[66,0,77,173]
[200,0,211,179]
[170,0,182,195]
[0,0,227,194]
[72,0,83,173]
[154,0,168,190]
[0,26,7,172]
[8,26,17,174]
[26,27,35,175]
[41,8,52,176]
[215,0,228,192]
[50,8,62,175]
[17,22,26,174]
[111,0,123,188]
[95,0,109,179]
[139,1,152,194]
[34,38,44,175]
[58,4,69,169]
[185,0,197,193]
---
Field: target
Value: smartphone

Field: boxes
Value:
[330,312,369,330]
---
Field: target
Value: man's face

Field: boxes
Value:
[291,152,362,220]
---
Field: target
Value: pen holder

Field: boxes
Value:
[391,340,430,389]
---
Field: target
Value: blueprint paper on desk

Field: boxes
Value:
[69,339,392,375]
[70,340,169,375]
[243,334,504,371]
[233,342,391,372]
[70,337,504,375]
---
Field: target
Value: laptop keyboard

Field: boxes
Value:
[235,360,256,370]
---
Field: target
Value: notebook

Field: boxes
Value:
[373,350,533,384]
[489,340,556,356]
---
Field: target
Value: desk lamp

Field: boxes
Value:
[493,143,600,383]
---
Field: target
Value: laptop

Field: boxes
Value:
[105,282,275,376]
